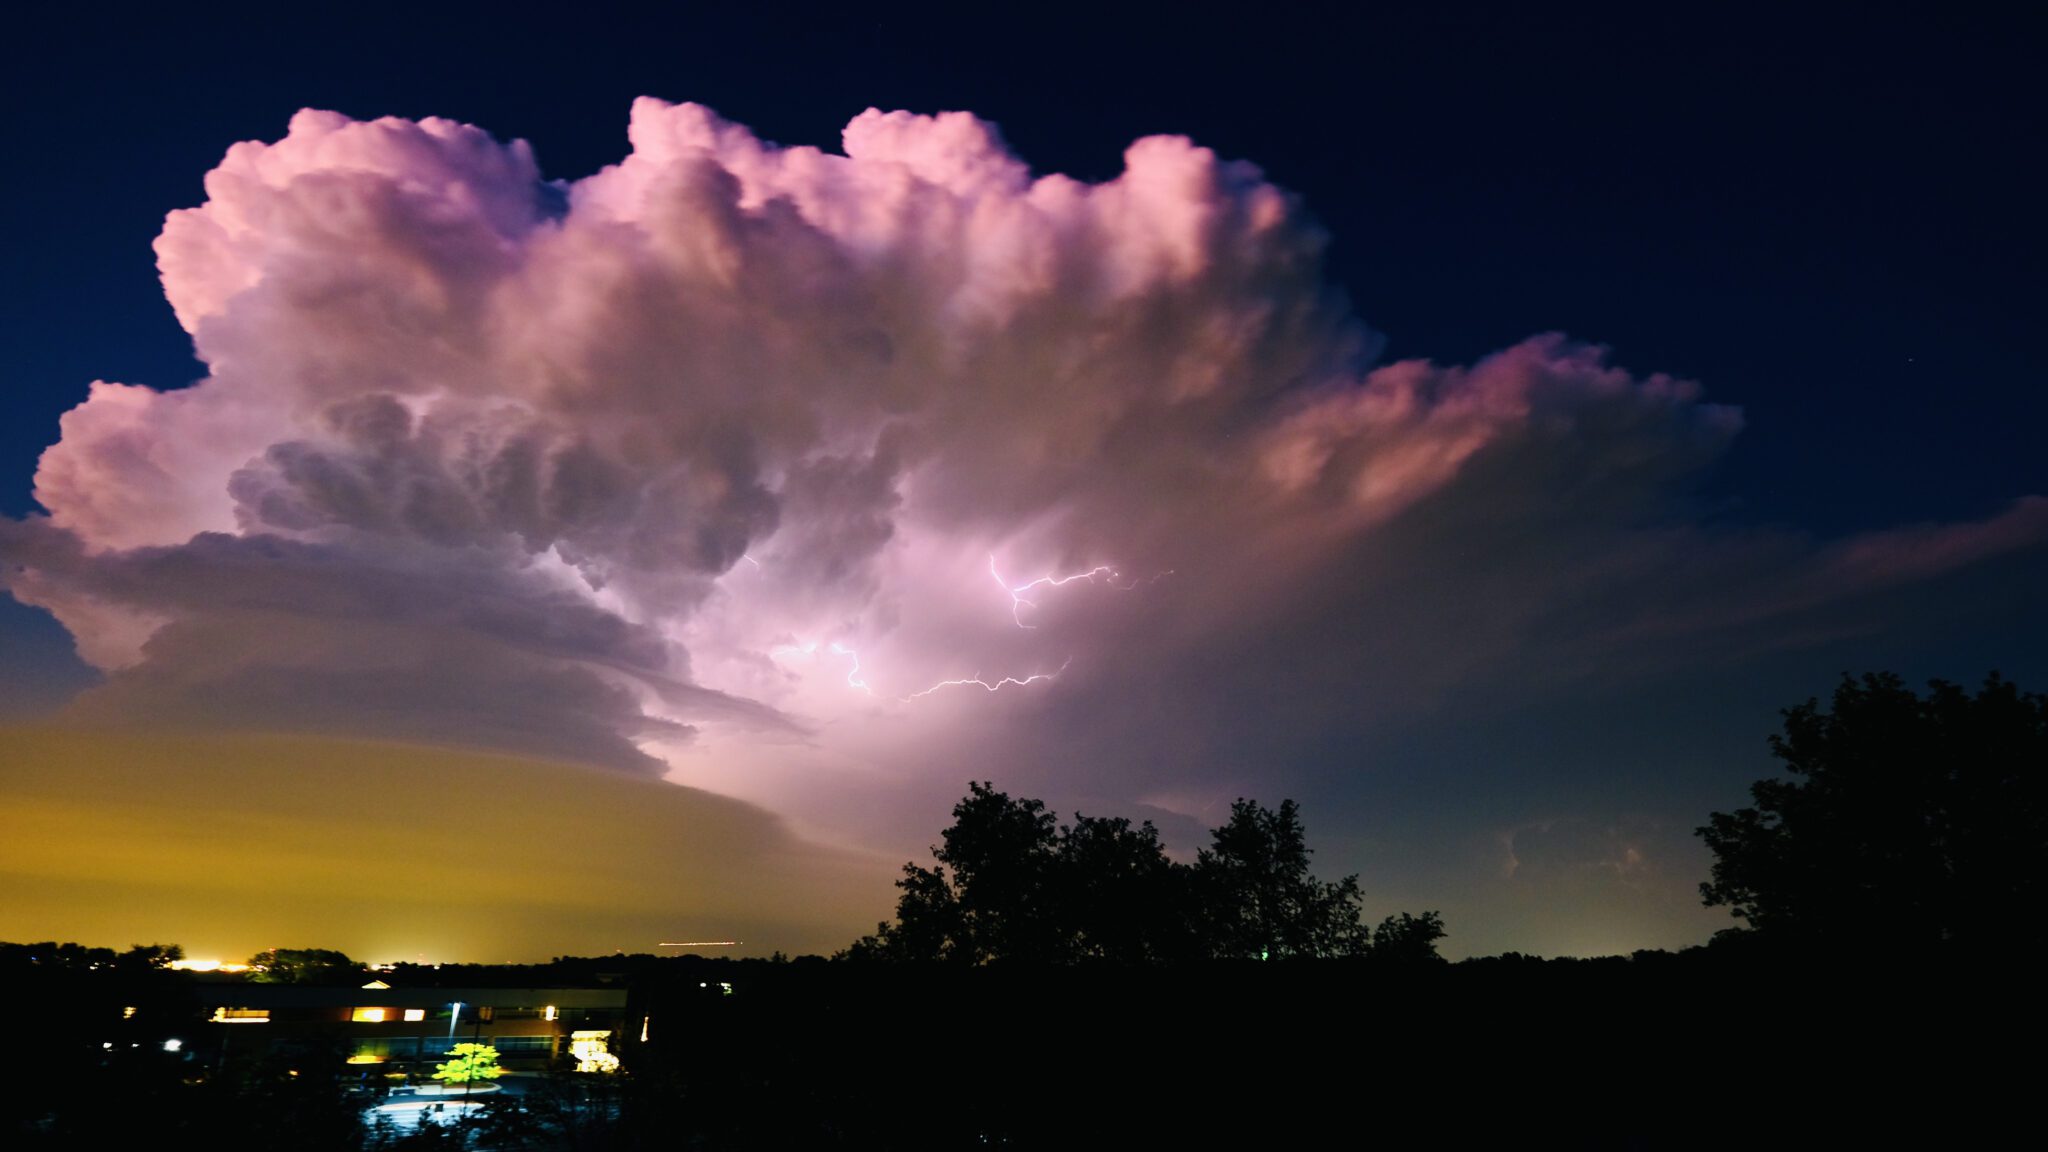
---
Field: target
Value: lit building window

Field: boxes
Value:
[544,1004,558,1021]
[122,1006,137,1019]
[403,1009,426,1022]
[211,1008,270,1023]
[351,1008,387,1022]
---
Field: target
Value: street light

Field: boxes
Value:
[442,998,483,1134]
[439,1000,463,1109]
[465,1002,482,1131]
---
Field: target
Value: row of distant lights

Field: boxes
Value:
[120,998,572,1055]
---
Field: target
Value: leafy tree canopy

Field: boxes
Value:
[1698,671,2048,955]
[432,1042,504,1085]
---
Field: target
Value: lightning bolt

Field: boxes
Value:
[761,557,1165,702]
[770,641,873,695]
[1109,568,1174,591]
[893,555,1167,697]
[991,554,1121,628]
[904,657,1074,701]
[829,643,871,694]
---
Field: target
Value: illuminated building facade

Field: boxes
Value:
[192,985,628,1070]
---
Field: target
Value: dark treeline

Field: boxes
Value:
[845,784,1445,965]
[0,940,366,1150]
[7,942,2040,1149]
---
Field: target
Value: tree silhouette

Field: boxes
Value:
[1196,798,1371,959]
[245,947,360,984]
[1368,911,1448,963]
[1057,812,1199,962]
[116,943,183,971]
[850,784,1422,962]
[1698,671,2048,955]
[853,782,1062,963]
[936,782,1067,963]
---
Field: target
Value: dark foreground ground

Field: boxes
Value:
[8,950,2039,1149]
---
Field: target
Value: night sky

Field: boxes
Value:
[3,3,2043,961]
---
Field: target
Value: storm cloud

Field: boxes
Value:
[4,101,2043,952]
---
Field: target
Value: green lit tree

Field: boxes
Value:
[432,1043,504,1085]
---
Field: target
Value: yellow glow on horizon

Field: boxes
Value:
[0,727,893,962]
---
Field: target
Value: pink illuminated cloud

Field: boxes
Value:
[2,98,2042,943]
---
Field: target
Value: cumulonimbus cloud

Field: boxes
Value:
[3,98,2041,822]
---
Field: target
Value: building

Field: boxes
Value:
[192,983,630,1071]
